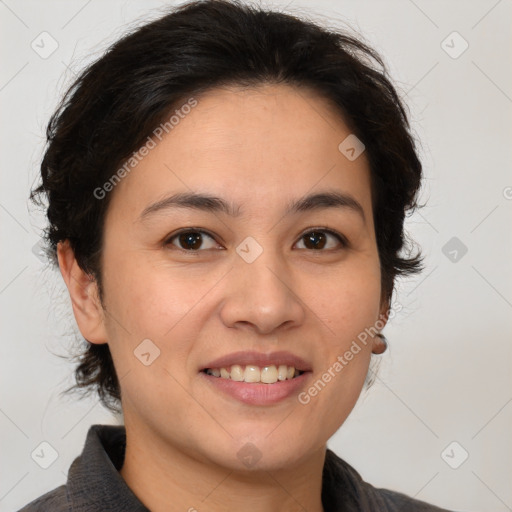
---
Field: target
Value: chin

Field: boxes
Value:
[202,430,320,473]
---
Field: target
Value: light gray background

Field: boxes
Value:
[1,1,511,511]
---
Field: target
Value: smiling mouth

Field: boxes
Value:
[202,364,305,384]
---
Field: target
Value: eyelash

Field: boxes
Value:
[164,227,349,253]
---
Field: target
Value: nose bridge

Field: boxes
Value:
[220,237,304,334]
[240,241,285,297]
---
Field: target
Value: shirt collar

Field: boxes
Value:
[66,424,150,511]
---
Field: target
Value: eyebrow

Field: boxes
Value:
[138,190,366,223]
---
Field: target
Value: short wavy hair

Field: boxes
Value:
[30,0,424,414]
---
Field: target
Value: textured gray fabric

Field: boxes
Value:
[18,424,456,511]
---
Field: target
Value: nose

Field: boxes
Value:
[219,245,306,335]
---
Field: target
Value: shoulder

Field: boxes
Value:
[369,485,457,511]
[323,448,458,511]
[16,484,70,512]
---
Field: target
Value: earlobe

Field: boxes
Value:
[371,333,388,354]
[57,240,108,345]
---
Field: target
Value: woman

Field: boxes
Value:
[20,0,456,510]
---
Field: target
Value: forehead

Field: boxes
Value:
[106,83,372,222]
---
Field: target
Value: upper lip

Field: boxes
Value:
[201,350,312,372]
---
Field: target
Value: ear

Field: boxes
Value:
[372,297,390,354]
[57,240,108,345]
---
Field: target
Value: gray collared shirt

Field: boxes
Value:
[18,424,456,511]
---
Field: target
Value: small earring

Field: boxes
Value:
[372,333,388,354]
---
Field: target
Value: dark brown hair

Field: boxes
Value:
[30,0,424,414]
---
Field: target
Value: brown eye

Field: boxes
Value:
[166,230,219,251]
[296,229,347,251]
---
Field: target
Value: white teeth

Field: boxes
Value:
[230,364,244,381]
[205,364,301,383]
[261,365,278,383]
[244,365,260,382]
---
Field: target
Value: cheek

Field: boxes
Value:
[302,261,381,431]
[104,252,203,336]
[102,265,199,401]
[298,293,378,438]
[307,262,382,345]
[102,258,223,397]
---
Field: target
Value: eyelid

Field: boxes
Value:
[300,226,347,243]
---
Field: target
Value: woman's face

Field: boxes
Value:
[75,83,387,471]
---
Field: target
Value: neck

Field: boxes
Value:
[119,418,326,512]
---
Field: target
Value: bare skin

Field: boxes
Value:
[57,83,388,512]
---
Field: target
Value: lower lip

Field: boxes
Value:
[199,371,311,405]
